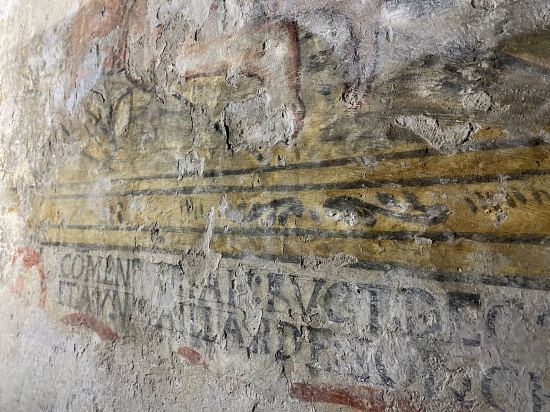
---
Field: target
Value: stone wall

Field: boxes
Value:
[1,1,550,410]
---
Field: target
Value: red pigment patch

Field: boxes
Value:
[290,383,422,412]
[61,313,119,341]
[68,0,129,84]
[177,346,207,368]
[70,0,124,44]
[10,248,46,309]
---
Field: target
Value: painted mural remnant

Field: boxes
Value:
[27,13,550,409]
[2,0,550,410]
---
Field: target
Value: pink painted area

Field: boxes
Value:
[290,383,423,412]
[10,247,46,309]
[61,313,119,341]
[177,346,207,368]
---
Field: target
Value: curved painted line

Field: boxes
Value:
[290,383,422,412]
[11,248,47,309]
[177,346,207,368]
[60,313,119,341]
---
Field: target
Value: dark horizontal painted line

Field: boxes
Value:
[49,168,550,199]
[47,223,550,245]
[40,241,550,292]
[346,261,550,292]
[53,149,427,188]
[496,52,550,77]
[53,136,546,188]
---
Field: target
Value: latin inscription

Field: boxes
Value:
[51,248,550,409]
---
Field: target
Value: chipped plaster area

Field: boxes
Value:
[395,115,477,153]
[1,1,550,411]
[222,91,297,151]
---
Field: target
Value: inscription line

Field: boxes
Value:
[40,240,550,291]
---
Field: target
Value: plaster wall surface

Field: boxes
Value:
[0,1,550,411]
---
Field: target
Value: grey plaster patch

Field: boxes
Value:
[222,92,296,151]
[396,115,477,153]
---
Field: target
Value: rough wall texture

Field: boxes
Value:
[1,0,550,410]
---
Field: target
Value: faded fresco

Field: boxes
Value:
[1,0,550,410]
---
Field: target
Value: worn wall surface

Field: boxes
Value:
[1,0,550,410]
